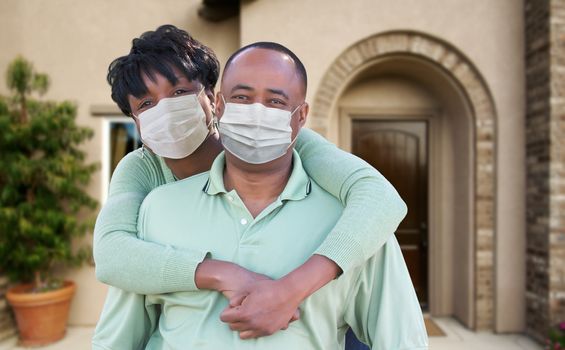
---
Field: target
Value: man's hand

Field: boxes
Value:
[220,279,301,339]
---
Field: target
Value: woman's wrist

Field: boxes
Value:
[195,259,240,291]
[279,254,341,302]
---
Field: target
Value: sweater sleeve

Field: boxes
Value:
[344,236,428,350]
[93,150,208,294]
[295,128,408,273]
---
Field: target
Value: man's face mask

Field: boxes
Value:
[134,90,213,159]
[218,95,302,164]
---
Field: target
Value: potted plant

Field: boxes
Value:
[0,57,97,346]
[547,321,565,350]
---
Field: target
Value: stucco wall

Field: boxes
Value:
[240,0,525,332]
[0,0,526,331]
[0,0,239,325]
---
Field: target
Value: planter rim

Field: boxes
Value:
[6,280,76,307]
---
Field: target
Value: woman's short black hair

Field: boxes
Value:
[107,24,220,116]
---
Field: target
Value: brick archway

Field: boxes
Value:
[311,31,496,330]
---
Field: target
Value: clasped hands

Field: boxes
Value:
[217,268,302,339]
[195,256,339,340]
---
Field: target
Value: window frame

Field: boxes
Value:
[101,116,141,203]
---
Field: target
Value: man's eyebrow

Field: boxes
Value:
[231,84,254,93]
[266,88,289,100]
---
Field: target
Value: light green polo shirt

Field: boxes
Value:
[122,151,427,350]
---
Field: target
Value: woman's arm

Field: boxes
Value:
[296,128,408,271]
[220,127,408,338]
[93,150,208,294]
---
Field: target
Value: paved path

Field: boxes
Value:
[0,317,543,349]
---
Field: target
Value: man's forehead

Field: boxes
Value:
[225,49,297,78]
[223,48,302,92]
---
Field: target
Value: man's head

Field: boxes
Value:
[223,42,307,98]
[107,24,219,117]
[217,42,309,165]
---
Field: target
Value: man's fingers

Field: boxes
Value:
[229,293,247,307]
[290,309,300,322]
[220,305,250,323]
[220,306,239,323]
[227,322,249,332]
[239,330,259,340]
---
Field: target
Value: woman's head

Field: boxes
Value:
[107,24,220,116]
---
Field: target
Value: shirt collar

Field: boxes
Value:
[204,150,311,201]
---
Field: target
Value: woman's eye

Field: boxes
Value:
[139,100,152,109]
[232,95,248,100]
[173,89,188,95]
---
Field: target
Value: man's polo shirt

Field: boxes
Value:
[137,151,427,350]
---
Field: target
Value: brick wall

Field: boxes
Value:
[548,0,565,332]
[525,0,565,341]
[0,276,15,342]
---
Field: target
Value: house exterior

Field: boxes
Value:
[0,0,562,344]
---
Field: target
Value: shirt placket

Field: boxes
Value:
[223,191,254,240]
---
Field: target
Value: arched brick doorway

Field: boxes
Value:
[311,31,496,330]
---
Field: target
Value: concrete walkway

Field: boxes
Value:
[429,318,542,350]
[0,317,543,349]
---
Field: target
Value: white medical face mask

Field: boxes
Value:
[218,97,301,164]
[135,91,212,159]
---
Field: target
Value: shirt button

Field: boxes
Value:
[240,218,248,225]
[227,196,234,201]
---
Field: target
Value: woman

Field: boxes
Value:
[93,24,406,342]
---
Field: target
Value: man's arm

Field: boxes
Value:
[93,150,208,294]
[344,236,428,350]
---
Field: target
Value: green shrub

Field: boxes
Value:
[0,57,98,291]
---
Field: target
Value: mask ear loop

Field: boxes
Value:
[131,112,147,159]
[286,103,305,151]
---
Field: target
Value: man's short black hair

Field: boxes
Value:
[223,42,307,95]
[107,24,220,116]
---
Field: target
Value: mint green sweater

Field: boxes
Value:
[93,128,407,293]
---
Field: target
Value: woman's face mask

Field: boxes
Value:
[134,90,214,159]
[217,95,302,164]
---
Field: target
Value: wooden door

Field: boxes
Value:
[352,120,428,307]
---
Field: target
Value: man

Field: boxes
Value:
[118,42,427,349]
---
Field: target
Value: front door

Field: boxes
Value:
[351,119,429,307]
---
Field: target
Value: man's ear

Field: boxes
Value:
[298,102,309,128]
[215,91,225,119]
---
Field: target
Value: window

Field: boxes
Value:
[101,117,142,202]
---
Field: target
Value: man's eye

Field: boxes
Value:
[268,99,287,108]
[232,95,248,100]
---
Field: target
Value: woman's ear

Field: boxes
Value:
[205,88,216,112]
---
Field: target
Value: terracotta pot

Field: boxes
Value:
[6,280,76,347]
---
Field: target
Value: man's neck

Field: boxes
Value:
[164,132,223,180]
[223,152,293,218]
